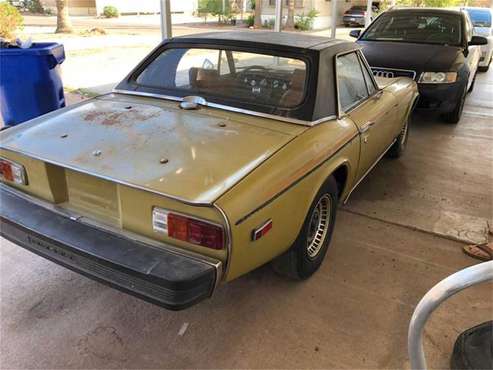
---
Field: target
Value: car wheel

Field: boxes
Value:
[479,57,491,72]
[442,86,467,124]
[271,177,338,280]
[387,117,409,158]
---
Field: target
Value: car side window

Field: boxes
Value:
[358,53,377,96]
[336,52,369,112]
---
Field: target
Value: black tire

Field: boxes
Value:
[478,58,491,72]
[387,117,409,158]
[442,86,467,124]
[271,176,338,280]
[478,65,490,72]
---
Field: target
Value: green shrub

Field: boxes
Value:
[197,0,232,23]
[0,1,23,40]
[263,18,275,29]
[103,5,118,18]
[24,0,44,13]
[294,9,318,31]
[246,14,254,27]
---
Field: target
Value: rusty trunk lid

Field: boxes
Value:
[0,97,301,205]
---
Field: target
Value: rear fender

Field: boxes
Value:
[216,130,359,281]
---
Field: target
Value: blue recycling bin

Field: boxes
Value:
[0,42,66,126]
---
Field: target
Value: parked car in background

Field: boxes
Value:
[462,7,493,71]
[0,32,418,310]
[343,5,378,27]
[351,8,487,123]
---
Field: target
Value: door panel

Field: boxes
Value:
[348,90,397,178]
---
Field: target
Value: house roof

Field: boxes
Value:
[171,31,354,51]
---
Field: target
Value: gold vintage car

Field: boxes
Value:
[0,32,418,310]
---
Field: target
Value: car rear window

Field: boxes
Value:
[465,8,492,27]
[135,48,307,108]
[361,12,462,46]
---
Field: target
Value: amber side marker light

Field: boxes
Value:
[252,219,273,241]
[0,158,27,185]
[152,207,225,250]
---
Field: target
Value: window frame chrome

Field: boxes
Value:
[334,49,383,118]
[112,89,337,127]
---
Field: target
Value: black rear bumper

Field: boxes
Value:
[0,185,221,310]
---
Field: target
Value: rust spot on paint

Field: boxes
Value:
[83,107,161,126]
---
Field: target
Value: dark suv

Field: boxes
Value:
[350,8,487,123]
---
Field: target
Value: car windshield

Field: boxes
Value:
[465,8,492,27]
[348,6,366,12]
[361,13,462,46]
[135,48,307,108]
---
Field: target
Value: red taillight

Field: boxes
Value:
[0,158,27,185]
[153,208,225,250]
[0,160,13,181]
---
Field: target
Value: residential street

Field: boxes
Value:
[1,27,492,368]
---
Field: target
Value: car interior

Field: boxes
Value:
[136,48,307,109]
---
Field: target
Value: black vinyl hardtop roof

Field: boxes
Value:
[169,31,356,52]
[116,31,361,123]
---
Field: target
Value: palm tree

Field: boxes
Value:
[286,0,295,29]
[55,0,73,33]
[254,0,262,28]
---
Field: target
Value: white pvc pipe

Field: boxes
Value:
[274,0,283,32]
[330,0,338,39]
[160,0,172,40]
[365,0,372,27]
[408,261,493,370]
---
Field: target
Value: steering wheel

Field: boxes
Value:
[237,65,268,78]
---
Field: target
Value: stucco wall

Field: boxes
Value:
[41,0,97,15]
[40,0,198,16]
[260,0,355,29]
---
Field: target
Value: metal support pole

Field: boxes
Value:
[330,0,337,39]
[160,0,172,40]
[365,0,372,27]
[408,261,493,370]
[274,0,282,32]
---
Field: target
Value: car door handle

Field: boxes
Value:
[372,90,384,99]
[360,121,375,133]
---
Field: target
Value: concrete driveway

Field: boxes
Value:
[1,64,492,369]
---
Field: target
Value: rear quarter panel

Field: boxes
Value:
[216,118,359,281]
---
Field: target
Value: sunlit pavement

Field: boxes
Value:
[1,32,492,369]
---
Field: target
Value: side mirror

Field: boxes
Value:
[350,29,361,39]
[469,35,488,46]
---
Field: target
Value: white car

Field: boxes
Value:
[463,7,493,71]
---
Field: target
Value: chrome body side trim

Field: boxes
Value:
[235,132,359,226]
[0,183,223,289]
[213,203,233,282]
[112,89,337,127]
[343,138,397,204]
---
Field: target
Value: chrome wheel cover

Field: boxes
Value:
[306,194,332,259]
